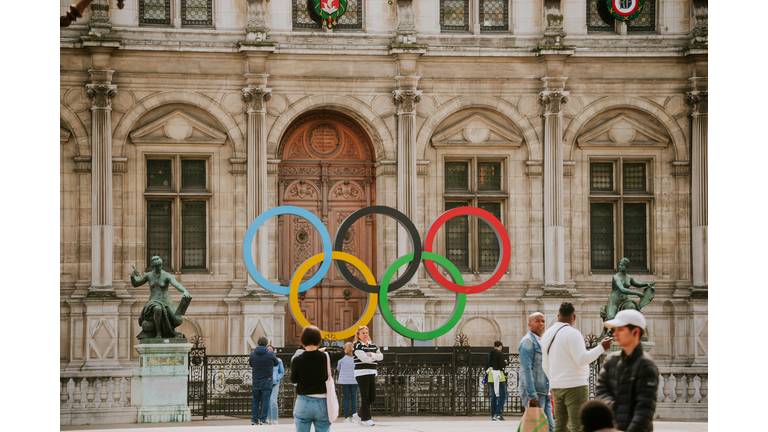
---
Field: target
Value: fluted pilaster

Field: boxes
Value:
[242,86,272,289]
[86,82,117,290]
[686,91,708,289]
[539,90,569,289]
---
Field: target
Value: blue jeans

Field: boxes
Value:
[251,378,273,423]
[490,382,507,417]
[521,393,554,432]
[267,382,280,420]
[293,395,331,432]
[340,384,358,418]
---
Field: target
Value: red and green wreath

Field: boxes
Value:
[314,0,348,29]
[607,0,644,21]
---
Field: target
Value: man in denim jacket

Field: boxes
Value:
[518,312,554,432]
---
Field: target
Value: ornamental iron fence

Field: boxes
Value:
[188,345,601,418]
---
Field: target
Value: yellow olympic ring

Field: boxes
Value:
[289,251,378,340]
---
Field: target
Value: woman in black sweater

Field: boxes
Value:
[290,326,344,432]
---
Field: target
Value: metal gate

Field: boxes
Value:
[188,345,601,418]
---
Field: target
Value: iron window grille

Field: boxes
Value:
[479,0,509,32]
[587,0,614,33]
[181,0,213,26]
[145,157,211,272]
[627,0,656,33]
[293,0,363,31]
[441,0,470,32]
[139,0,171,25]
[443,158,506,272]
[589,159,652,271]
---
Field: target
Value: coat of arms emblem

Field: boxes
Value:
[314,0,348,28]
[607,0,644,21]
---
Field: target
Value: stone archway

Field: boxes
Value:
[277,110,377,346]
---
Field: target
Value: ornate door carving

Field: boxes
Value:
[278,111,376,346]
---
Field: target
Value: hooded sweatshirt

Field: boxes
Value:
[541,322,604,389]
[249,345,279,381]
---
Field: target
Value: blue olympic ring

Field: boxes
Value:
[242,206,333,295]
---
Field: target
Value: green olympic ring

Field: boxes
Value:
[378,252,466,340]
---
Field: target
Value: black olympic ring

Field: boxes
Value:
[333,206,422,294]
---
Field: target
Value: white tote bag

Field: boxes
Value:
[325,352,340,423]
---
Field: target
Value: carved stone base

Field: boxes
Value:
[133,343,192,423]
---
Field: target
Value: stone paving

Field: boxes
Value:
[60,416,708,432]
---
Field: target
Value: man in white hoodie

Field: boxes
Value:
[541,302,612,432]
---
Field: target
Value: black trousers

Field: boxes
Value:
[355,374,377,421]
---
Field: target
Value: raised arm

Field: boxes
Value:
[629,275,655,289]
[130,271,149,288]
[614,274,644,297]
[168,275,192,297]
[567,330,604,366]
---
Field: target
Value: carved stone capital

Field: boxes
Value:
[396,0,417,35]
[85,84,117,109]
[538,91,569,115]
[692,0,708,45]
[392,90,422,114]
[242,87,272,112]
[685,91,708,115]
[246,0,269,33]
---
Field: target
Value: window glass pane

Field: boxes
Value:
[336,0,363,30]
[478,202,501,270]
[478,162,502,191]
[140,0,171,25]
[590,203,614,269]
[480,0,509,32]
[293,0,322,29]
[623,203,648,270]
[182,160,206,189]
[445,202,469,270]
[182,201,207,269]
[147,201,172,269]
[441,0,470,32]
[147,160,172,189]
[182,0,212,26]
[590,163,613,192]
[587,0,614,32]
[627,0,656,32]
[445,162,469,190]
[623,163,646,192]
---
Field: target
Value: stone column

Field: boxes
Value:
[242,77,272,291]
[392,82,422,272]
[86,74,117,291]
[686,90,708,291]
[538,88,569,292]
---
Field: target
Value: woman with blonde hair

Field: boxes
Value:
[351,326,382,426]
[336,342,358,423]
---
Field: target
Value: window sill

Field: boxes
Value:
[179,269,210,274]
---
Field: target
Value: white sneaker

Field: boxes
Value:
[365,420,375,426]
[343,418,351,423]
[273,420,278,425]
[352,413,364,426]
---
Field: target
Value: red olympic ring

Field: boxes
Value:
[423,206,511,295]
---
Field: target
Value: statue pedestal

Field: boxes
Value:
[133,343,192,423]
[602,341,655,357]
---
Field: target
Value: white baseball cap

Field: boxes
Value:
[604,309,647,330]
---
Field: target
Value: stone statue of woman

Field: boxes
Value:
[131,256,192,340]
[599,257,655,339]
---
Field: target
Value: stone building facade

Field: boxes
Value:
[60,0,707,378]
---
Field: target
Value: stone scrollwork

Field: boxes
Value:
[392,90,422,114]
[685,91,708,115]
[396,0,417,35]
[246,0,268,32]
[538,91,569,115]
[85,84,118,109]
[242,87,272,112]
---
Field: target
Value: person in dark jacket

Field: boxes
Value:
[487,340,508,421]
[596,310,659,432]
[249,336,279,425]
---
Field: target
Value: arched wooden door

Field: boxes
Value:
[278,110,376,346]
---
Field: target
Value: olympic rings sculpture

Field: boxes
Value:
[243,205,511,340]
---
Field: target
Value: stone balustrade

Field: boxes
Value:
[655,367,708,420]
[60,370,138,425]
